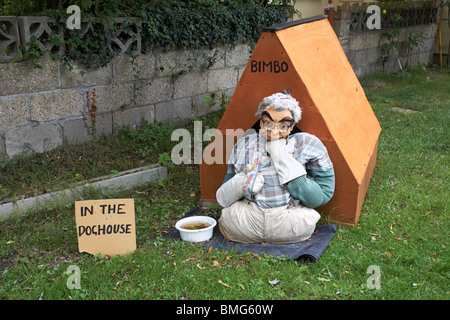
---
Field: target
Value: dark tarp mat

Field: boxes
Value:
[163,207,337,262]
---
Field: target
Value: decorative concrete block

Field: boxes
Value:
[78,18,108,38]
[154,98,192,124]
[17,16,64,59]
[30,90,84,122]
[107,17,142,56]
[0,16,20,63]
[0,95,29,132]
[0,59,58,95]
[77,17,142,56]
[112,104,154,132]
[5,123,63,157]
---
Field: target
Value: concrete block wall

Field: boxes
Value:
[0,43,252,160]
[0,4,441,160]
[332,1,441,77]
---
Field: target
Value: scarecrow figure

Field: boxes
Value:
[216,91,335,244]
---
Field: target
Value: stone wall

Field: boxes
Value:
[331,0,441,76]
[0,35,251,159]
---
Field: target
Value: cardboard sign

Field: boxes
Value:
[75,199,136,256]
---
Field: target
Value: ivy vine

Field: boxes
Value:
[6,0,294,71]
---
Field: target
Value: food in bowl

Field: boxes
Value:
[175,216,216,242]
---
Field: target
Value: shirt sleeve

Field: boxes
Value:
[286,168,335,208]
[222,141,239,185]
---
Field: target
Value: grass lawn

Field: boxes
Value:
[0,67,448,301]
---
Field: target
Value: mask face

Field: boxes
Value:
[259,108,294,140]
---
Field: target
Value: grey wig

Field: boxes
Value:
[255,90,302,123]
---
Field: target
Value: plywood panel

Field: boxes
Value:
[200,16,381,226]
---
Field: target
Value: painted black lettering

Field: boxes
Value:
[78,226,85,236]
[263,61,272,72]
[250,60,289,73]
[81,205,93,217]
[117,203,125,214]
[108,204,116,214]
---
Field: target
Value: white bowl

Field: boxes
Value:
[175,216,217,242]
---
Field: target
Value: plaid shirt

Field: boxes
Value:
[227,132,333,209]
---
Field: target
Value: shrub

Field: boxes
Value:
[2,0,293,70]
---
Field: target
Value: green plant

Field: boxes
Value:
[381,12,404,76]
[8,0,292,72]
[158,152,174,168]
[381,9,430,78]
[204,91,231,112]
[405,31,427,69]
[18,34,61,69]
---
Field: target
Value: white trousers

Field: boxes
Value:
[218,199,320,244]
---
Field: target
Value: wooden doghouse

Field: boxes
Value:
[200,15,381,227]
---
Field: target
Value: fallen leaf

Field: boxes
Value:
[211,260,223,267]
[197,263,204,269]
[218,280,232,288]
[207,247,212,254]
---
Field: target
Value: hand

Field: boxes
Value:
[265,138,306,185]
[265,137,295,157]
